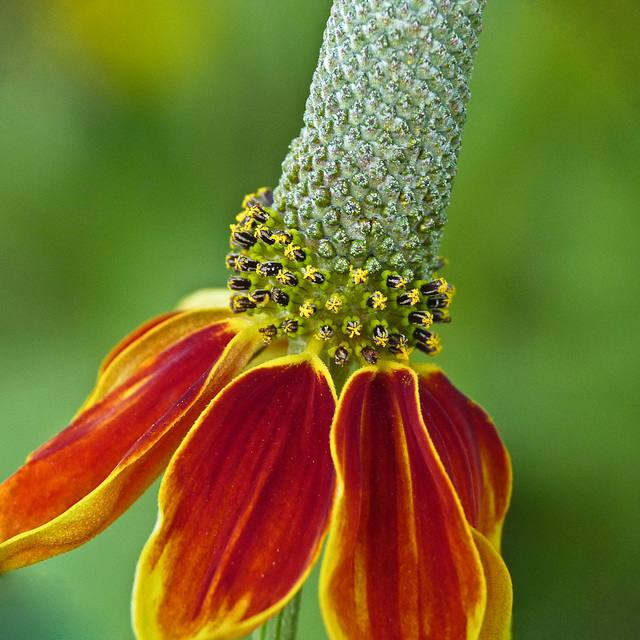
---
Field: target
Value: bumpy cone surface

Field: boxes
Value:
[227,1,486,365]
[275,0,486,279]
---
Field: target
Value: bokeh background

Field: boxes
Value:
[1,1,639,638]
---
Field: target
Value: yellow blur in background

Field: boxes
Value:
[49,0,216,100]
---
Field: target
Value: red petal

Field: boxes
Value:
[321,364,486,640]
[416,365,512,550]
[95,312,177,375]
[133,352,336,640]
[0,311,258,573]
[80,308,232,411]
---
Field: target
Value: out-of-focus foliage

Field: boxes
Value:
[1,1,638,638]
[50,0,218,100]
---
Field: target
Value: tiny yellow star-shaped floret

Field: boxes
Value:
[369,291,387,310]
[315,325,333,341]
[395,345,414,360]
[437,279,451,295]
[284,244,302,259]
[303,265,319,279]
[349,266,369,285]
[374,335,389,348]
[345,320,362,339]
[299,302,316,318]
[421,312,434,327]
[271,231,291,245]
[326,296,343,313]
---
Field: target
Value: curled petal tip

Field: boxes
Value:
[415,364,512,551]
[473,529,513,640]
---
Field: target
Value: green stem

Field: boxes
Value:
[249,589,302,640]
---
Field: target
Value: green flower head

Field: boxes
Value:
[226,0,486,365]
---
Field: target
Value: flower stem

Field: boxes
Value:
[249,589,302,640]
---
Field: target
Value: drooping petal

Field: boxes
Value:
[472,529,513,640]
[133,352,336,640]
[320,363,487,640]
[0,310,259,574]
[95,311,181,379]
[415,364,512,550]
[83,308,232,410]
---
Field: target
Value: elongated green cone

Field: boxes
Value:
[227,1,486,366]
[275,0,487,281]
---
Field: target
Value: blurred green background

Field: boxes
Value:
[1,1,638,638]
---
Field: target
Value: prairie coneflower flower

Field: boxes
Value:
[0,2,512,640]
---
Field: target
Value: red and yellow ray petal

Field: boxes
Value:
[133,352,337,640]
[320,363,487,640]
[0,311,259,574]
[82,308,233,411]
[472,529,513,640]
[96,311,180,378]
[415,364,512,551]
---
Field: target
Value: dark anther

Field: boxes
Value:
[414,341,437,355]
[249,289,270,304]
[396,290,420,306]
[286,245,306,262]
[230,295,256,314]
[346,320,362,339]
[408,311,434,327]
[232,229,257,249]
[413,327,435,345]
[257,261,283,277]
[237,215,253,230]
[415,332,441,355]
[226,253,258,272]
[259,324,277,343]
[277,271,299,287]
[372,324,389,347]
[388,332,409,354]
[334,346,350,366]
[386,274,407,289]
[299,302,316,318]
[421,279,446,296]
[413,327,441,355]
[362,346,379,365]
[228,276,251,291]
[282,319,299,334]
[317,325,334,340]
[431,309,451,323]
[303,267,325,284]
[272,230,293,244]
[247,205,270,223]
[426,296,451,309]
[226,253,241,269]
[366,291,387,310]
[258,188,275,205]
[257,226,275,245]
[271,287,290,306]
